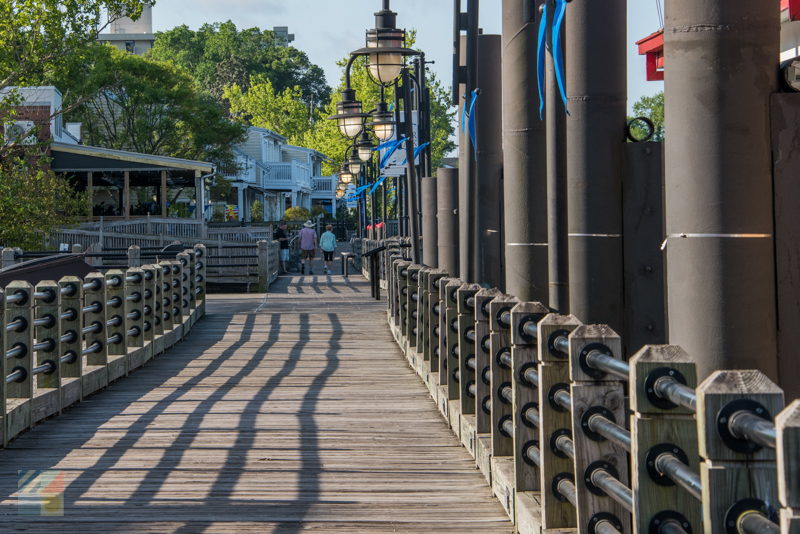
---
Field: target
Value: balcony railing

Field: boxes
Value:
[312,176,335,192]
[262,162,312,190]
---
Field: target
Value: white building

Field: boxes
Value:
[220,127,338,222]
[98,5,155,56]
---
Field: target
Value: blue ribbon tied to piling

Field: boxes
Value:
[375,136,408,169]
[536,0,570,118]
[459,88,480,159]
[400,141,430,165]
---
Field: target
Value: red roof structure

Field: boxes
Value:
[637,2,799,81]
[635,30,664,82]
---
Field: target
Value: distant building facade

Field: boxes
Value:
[2,86,212,221]
[221,127,338,222]
[98,5,155,55]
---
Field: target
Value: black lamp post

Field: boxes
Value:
[328,0,433,262]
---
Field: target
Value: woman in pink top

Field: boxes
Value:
[298,220,318,275]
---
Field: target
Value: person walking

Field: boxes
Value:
[275,221,290,273]
[320,224,337,275]
[298,220,318,275]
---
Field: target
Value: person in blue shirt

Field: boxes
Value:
[319,225,337,275]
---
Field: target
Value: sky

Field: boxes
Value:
[152,0,664,112]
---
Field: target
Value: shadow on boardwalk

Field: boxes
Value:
[0,276,512,533]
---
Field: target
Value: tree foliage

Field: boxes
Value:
[54,45,246,167]
[224,76,312,145]
[629,91,664,141]
[148,22,331,109]
[0,151,86,248]
[284,206,311,221]
[219,31,455,176]
[0,0,151,87]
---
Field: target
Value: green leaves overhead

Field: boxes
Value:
[55,45,246,167]
[0,0,152,86]
[224,76,312,145]
[148,21,331,109]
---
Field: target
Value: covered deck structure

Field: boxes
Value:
[51,142,214,221]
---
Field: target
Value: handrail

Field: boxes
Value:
[381,239,792,534]
[0,243,207,448]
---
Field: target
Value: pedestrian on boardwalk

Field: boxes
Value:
[320,224,337,275]
[275,221,290,273]
[298,220,318,275]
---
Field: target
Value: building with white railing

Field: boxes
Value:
[220,127,338,222]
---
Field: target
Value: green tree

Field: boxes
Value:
[54,45,246,167]
[148,22,331,109]
[629,91,664,141]
[0,151,86,248]
[0,0,151,87]
[284,206,311,221]
[224,76,313,144]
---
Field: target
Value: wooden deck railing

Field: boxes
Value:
[366,238,799,534]
[0,245,207,446]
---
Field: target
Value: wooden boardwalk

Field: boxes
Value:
[0,275,512,532]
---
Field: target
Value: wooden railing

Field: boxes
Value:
[3,241,281,293]
[0,245,207,446]
[368,238,799,534]
[53,219,273,244]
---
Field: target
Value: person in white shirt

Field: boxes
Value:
[319,225,337,275]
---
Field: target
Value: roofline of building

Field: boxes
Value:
[51,142,214,173]
[247,126,287,142]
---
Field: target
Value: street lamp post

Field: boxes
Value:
[328,0,431,263]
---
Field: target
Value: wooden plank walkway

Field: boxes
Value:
[0,275,513,532]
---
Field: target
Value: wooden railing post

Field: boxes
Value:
[474,289,501,436]
[127,245,141,267]
[696,370,783,534]
[457,283,481,415]
[58,276,83,406]
[170,260,185,332]
[437,278,461,423]
[777,399,800,532]
[509,302,549,493]
[629,345,699,534]
[159,262,175,334]
[257,240,270,292]
[405,265,422,363]
[182,249,197,313]
[568,325,629,534]
[33,280,61,421]
[82,273,108,396]
[396,262,411,344]
[436,277,457,391]
[177,252,192,322]
[3,281,33,445]
[444,280,464,408]
[125,268,145,372]
[140,266,157,362]
[457,283,481,456]
[474,288,501,484]
[427,271,448,378]
[488,294,520,518]
[105,269,127,382]
[194,245,207,315]
[537,314,581,530]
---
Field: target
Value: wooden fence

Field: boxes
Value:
[366,238,798,534]
[0,245,207,446]
[30,236,280,292]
